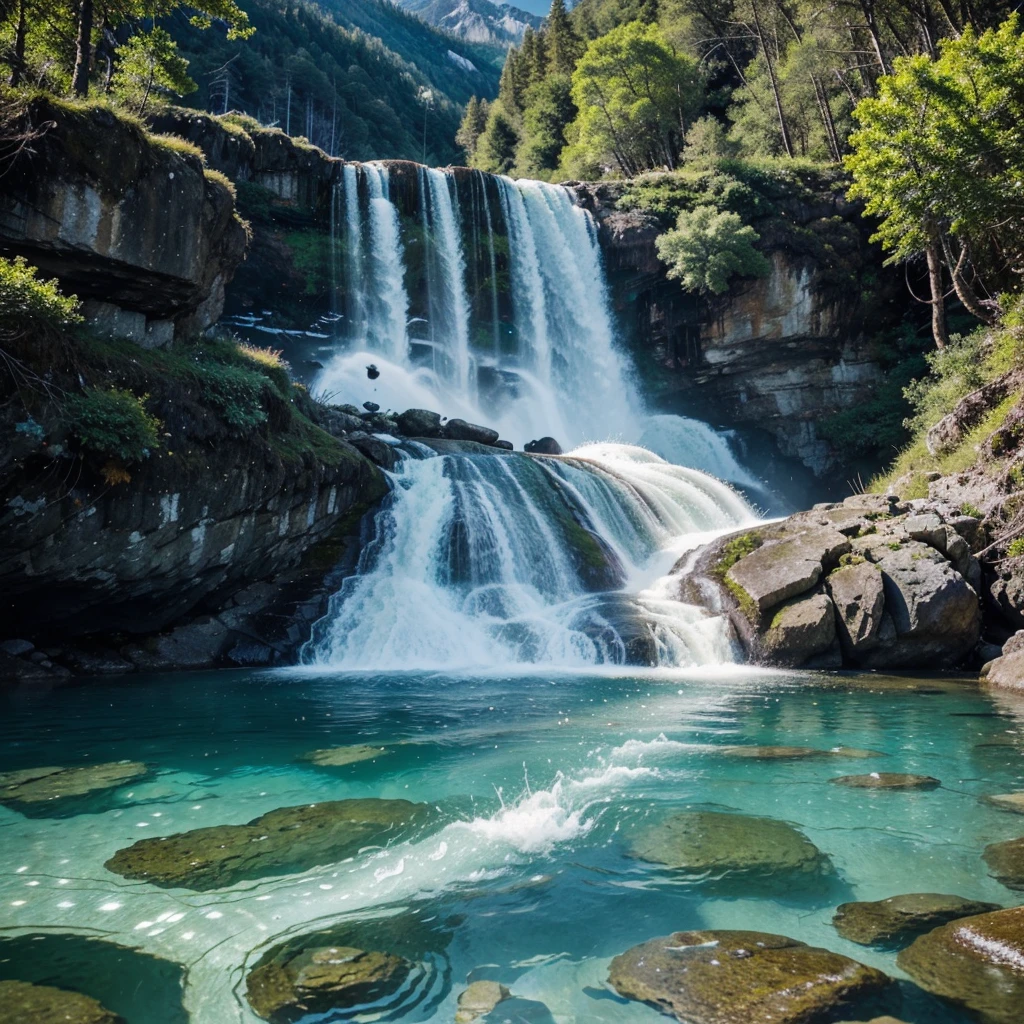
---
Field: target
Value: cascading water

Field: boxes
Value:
[304,442,758,670]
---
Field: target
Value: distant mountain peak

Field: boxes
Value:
[393,0,544,48]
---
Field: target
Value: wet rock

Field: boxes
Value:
[362,401,380,413]
[629,810,828,881]
[761,591,836,666]
[525,437,563,455]
[897,905,1024,1024]
[0,761,147,807]
[397,408,443,438]
[444,419,500,446]
[300,744,389,767]
[833,894,1002,947]
[984,792,1024,814]
[246,945,411,1024]
[834,1018,909,1024]
[608,929,893,1024]
[981,649,1024,692]
[315,405,364,435]
[0,638,34,657]
[830,773,939,790]
[0,980,122,1024]
[827,561,885,658]
[719,745,832,759]
[105,797,429,890]
[122,617,231,671]
[982,835,1024,890]
[493,439,514,451]
[455,980,511,1023]
[347,432,398,470]
[0,650,72,684]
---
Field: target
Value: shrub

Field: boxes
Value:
[656,205,771,295]
[204,167,236,199]
[0,256,82,338]
[148,132,205,162]
[189,361,269,431]
[65,387,161,463]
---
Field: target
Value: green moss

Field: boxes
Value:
[562,516,611,570]
[888,541,902,551]
[710,531,764,622]
[838,553,866,567]
[64,387,161,464]
[204,167,236,199]
[1007,538,1024,558]
[149,132,205,162]
[961,502,983,518]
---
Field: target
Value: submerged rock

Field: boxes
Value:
[300,744,389,767]
[629,810,828,881]
[455,980,511,1023]
[608,929,893,1024]
[982,835,1024,890]
[0,980,121,1024]
[830,773,939,790]
[0,761,147,807]
[105,797,429,890]
[246,945,410,1024]
[984,792,1024,814]
[833,894,1001,947]
[897,905,1024,1024]
[719,745,830,759]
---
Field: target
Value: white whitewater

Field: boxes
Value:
[305,442,757,670]
[363,163,409,361]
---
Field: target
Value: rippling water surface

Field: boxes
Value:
[1,668,1022,1023]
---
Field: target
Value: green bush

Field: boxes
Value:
[1007,538,1024,558]
[189,360,270,431]
[65,387,161,463]
[0,256,82,336]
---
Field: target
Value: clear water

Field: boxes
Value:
[2,668,1022,1023]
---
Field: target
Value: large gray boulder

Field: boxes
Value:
[833,893,1001,947]
[444,419,499,446]
[761,591,836,666]
[827,560,885,657]
[396,408,443,438]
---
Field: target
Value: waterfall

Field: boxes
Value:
[364,163,409,361]
[304,443,757,670]
[340,164,366,338]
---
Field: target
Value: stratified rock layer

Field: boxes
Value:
[897,906,1024,1024]
[105,798,429,890]
[609,930,893,1024]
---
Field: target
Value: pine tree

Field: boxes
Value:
[546,0,580,77]
[455,95,489,161]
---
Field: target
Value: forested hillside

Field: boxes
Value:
[0,0,502,164]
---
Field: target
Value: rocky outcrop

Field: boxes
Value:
[833,894,1002,947]
[983,835,1024,891]
[683,493,983,669]
[572,177,891,477]
[105,797,431,890]
[0,98,247,343]
[609,930,893,1024]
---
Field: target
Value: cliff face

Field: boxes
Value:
[573,181,893,477]
[0,98,248,345]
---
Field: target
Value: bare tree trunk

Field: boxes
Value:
[856,0,890,75]
[941,235,998,324]
[925,239,949,349]
[9,0,26,87]
[71,0,93,97]
[812,76,841,161]
[750,4,793,158]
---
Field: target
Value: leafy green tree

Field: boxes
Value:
[846,16,1024,347]
[515,75,574,179]
[472,102,519,174]
[682,114,735,165]
[568,20,702,176]
[111,28,195,113]
[655,204,771,294]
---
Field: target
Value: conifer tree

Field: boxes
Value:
[546,0,581,77]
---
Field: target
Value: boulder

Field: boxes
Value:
[444,419,500,446]
[897,905,1024,1024]
[246,945,410,1024]
[347,433,399,471]
[719,745,832,759]
[105,797,430,890]
[525,437,563,455]
[827,561,885,658]
[761,591,836,666]
[981,649,1024,692]
[455,980,512,1024]
[727,526,850,613]
[984,792,1024,814]
[830,773,939,790]
[493,439,514,451]
[833,894,1002,947]
[983,835,1024,890]
[123,617,231,671]
[629,811,828,881]
[0,980,122,1024]
[300,744,389,767]
[0,761,147,807]
[396,408,443,438]
[608,930,893,1024]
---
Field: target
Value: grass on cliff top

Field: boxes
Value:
[870,304,1024,496]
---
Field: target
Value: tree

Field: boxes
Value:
[567,20,702,176]
[682,115,736,166]
[547,0,582,76]
[472,102,519,174]
[455,95,489,162]
[111,28,195,113]
[515,74,574,178]
[656,204,771,294]
[846,16,1024,347]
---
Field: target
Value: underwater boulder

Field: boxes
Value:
[830,773,939,790]
[0,980,122,1024]
[455,980,511,1023]
[246,946,410,1024]
[897,905,1024,1023]
[833,894,1002,947]
[983,835,1024,890]
[629,810,829,882]
[300,744,390,767]
[105,798,430,890]
[0,762,147,808]
[984,792,1024,814]
[609,929,893,1024]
